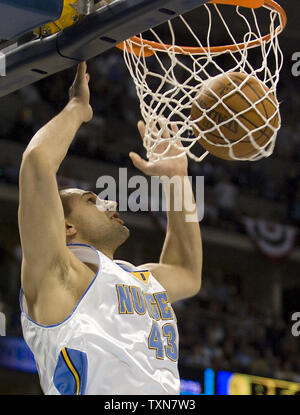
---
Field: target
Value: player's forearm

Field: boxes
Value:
[23,100,85,172]
[160,176,203,276]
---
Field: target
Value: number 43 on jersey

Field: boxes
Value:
[148,322,178,361]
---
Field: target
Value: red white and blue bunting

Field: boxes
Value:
[243,217,297,261]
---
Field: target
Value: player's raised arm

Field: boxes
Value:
[129,121,203,303]
[18,62,93,301]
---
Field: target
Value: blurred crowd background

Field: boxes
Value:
[177,271,300,383]
[0,0,299,392]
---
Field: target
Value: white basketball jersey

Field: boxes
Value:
[20,243,180,395]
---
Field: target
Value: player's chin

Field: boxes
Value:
[115,225,130,247]
[111,219,130,234]
[122,224,130,236]
[121,224,130,240]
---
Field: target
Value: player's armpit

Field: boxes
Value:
[18,150,70,300]
[138,263,201,304]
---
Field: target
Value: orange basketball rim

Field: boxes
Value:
[116,0,287,57]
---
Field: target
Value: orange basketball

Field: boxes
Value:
[190,72,280,161]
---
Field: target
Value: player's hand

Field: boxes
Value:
[129,120,188,178]
[68,61,93,123]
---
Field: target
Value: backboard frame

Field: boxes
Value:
[0,0,209,98]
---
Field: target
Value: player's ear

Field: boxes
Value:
[65,220,77,238]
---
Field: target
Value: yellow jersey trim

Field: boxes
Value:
[61,347,80,395]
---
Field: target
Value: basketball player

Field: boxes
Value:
[18,62,202,395]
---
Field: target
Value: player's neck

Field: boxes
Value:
[68,238,115,260]
[97,246,114,260]
[88,244,114,260]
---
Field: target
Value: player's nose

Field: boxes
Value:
[106,200,118,211]
[96,199,118,212]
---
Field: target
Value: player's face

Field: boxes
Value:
[66,189,129,251]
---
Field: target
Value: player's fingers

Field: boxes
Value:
[170,123,183,148]
[79,61,87,75]
[149,119,159,136]
[171,123,179,133]
[129,152,150,173]
[75,61,87,83]
[158,118,169,139]
[137,121,146,140]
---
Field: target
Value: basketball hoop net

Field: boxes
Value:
[117,0,286,162]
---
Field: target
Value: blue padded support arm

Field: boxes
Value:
[0,0,64,40]
[0,0,208,98]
